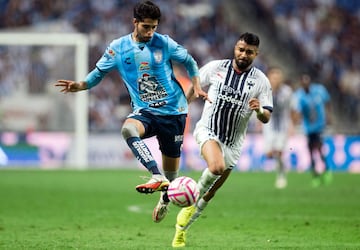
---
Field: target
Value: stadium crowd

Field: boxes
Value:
[256,0,360,129]
[0,0,241,132]
[0,0,359,133]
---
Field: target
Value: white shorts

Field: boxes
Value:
[193,124,241,168]
[263,130,288,153]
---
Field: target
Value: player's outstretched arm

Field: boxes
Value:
[190,76,211,103]
[55,80,88,93]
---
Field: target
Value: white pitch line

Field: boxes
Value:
[127,204,153,214]
[128,205,142,213]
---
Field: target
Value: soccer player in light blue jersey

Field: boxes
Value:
[55,0,209,223]
[294,74,332,187]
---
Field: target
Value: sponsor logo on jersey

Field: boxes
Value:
[222,85,242,95]
[178,106,186,112]
[138,73,168,102]
[141,90,168,101]
[216,72,224,78]
[139,62,150,71]
[149,101,166,108]
[108,49,115,57]
[104,47,116,60]
[218,93,243,106]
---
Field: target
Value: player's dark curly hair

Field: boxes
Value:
[239,32,260,47]
[134,1,161,22]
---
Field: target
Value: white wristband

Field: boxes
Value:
[256,106,264,115]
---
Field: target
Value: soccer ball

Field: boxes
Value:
[168,176,200,207]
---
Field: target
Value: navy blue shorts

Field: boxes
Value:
[307,132,323,149]
[129,110,187,158]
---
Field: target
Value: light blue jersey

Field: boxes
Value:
[295,83,330,134]
[85,33,199,116]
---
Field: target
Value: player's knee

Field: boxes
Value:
[208,163,226,175]
[121,123,139,139]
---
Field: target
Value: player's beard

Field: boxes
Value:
[234,58,252,71]
[136,34,151,43]
[135,26,152,43]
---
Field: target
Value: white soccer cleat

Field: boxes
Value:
[152,193,170,223]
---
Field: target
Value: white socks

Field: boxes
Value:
[196,197,208,210]
[197,168,220,197]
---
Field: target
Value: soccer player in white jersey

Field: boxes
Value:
[54,1,209,223]
[262,67,294,189]
[172,32,273,248]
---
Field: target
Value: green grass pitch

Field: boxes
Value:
[0,169,359,249]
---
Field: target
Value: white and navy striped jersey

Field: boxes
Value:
[197,59,273,148]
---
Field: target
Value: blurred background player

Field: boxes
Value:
[172,32,273,248]
[262,67,294,189]
[0,146,8,166]
[293,73,332,187]
[54,0,208,223]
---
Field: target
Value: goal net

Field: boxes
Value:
[0,32,89,168]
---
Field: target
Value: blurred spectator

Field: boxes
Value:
[1,0,358,133]
[0,0,244,133]
[338,61,360,122]
[256,0,360,133]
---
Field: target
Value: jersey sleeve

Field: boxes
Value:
[167,36,199,78]
[96,41,119,72]
[85,40,119,88]
[199,60,220,88]
[318,84,330,103]
[258,76,273,112]
[85,67,107,89]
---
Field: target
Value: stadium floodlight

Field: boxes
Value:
[0,32,89,168]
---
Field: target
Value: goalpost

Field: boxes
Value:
[0,32,89,168]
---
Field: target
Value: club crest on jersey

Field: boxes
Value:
[153,49,163,63]
[247,80,255,89]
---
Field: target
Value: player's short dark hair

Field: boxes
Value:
[134,1,161,22]
[239,32,260,47]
